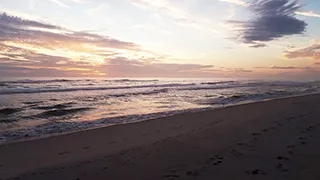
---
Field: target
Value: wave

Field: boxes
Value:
[32,102,75,110]
[109,88,169,97]
[201,81,236,85]
[181,84,247,91]
[0,82,6,87]
[199,87,315,106]
[182,81,317,91]
[0,108,21,116]
[0,108,203,142]
[0,83,194,95]
[1,78,160,85]
[35,107,93,118]
[2,79,75,84]
[105,79,159,82]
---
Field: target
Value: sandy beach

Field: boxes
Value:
[1,94,320,180]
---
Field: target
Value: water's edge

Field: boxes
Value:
[1,92,318,146]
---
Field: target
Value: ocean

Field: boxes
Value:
[0,77,319,143]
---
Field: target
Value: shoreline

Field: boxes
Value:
[1,92,317,146]
[0,91,317,145]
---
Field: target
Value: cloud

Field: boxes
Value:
[0,64,97,77]
[250,43,267,48]
[0,12,161,76]
[0,12,252,78]
[284,40,320,61]
[130,0,192,24]
[228,0,307,47]
[87,3,108,16]
[0,12,142,60]
[253,65,320,80]
[218,0,248,6]
[220,0,320,18]
[102,57,214,77]
[68,0,87,3]
[129,0,218,35]
[133,24,172,35]
[255,66,301,70]
[99,57,251,77]
[219,66,252,73]
[295,11,320,18]
[0,12,61,30]
[47,0,69,8]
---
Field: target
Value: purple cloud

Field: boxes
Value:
[0,13,139,50]
[228,0,307,47]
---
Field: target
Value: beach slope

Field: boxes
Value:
[1,94,320,180]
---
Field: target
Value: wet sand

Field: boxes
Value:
[1,94,320,180]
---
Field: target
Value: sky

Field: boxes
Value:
[0,0,320,80]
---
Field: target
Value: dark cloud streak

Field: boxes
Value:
[0,12,60,30]
[228,0,307,47]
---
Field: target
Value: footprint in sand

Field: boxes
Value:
[286,145,295,155]
[277,163,290,172]
[288,150,294,155]
[205,155,223,166]
[162,174,180,178]
[299,136,307,140]
[58,151,71,155]
[237,142,247,146]
[287,145,295,149]
[306,126,313,131]
[83,146,91,150]
[213,160,222,166]
[186,170,199,177]
[277,156,289,161]
[170,169,177,173]
[231,149,243,157]
[252,133,261,136]
[245,169,267,175]
[213,157,223,165]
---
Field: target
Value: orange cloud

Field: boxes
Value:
[284,40,320,61]
[0,12,253,78]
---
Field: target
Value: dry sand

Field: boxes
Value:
[1,94,320,180]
